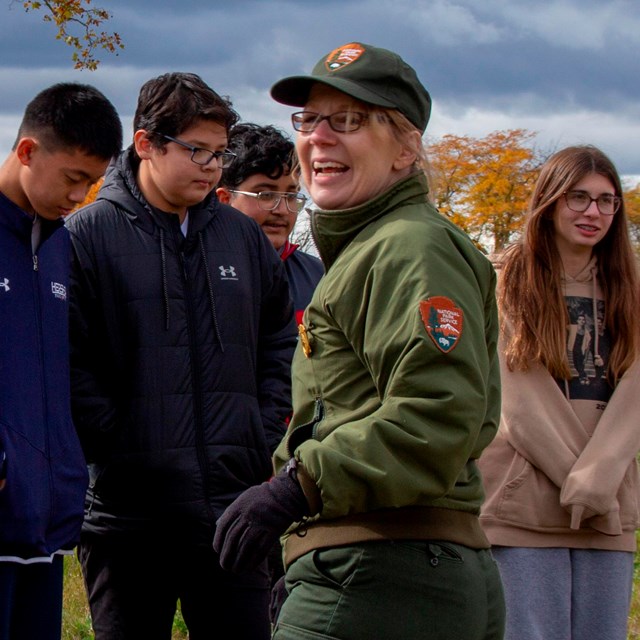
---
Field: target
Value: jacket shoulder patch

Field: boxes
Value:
[419,296,463,353]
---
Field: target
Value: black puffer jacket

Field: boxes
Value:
[67,148,295,546]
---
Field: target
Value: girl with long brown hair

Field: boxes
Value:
[480,145,640,640]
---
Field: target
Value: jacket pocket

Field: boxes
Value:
[496,455,570,529]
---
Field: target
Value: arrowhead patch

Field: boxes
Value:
[324,43,365,71]
[419,296,463,353]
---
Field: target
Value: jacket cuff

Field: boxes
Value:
[296,462,322,517]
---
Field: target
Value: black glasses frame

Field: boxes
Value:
[160,134,236,168]
[291,111,370,133]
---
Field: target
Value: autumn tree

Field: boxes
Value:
[17,0,123,70]
[624,182,640,253]
[291,211,318,254]
[426,129,543,254]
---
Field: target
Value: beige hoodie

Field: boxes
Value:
[479,258,640,551]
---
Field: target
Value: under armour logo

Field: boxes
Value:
[0,278,9,292]
[218,265,237,280]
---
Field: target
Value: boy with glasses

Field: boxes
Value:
[66,73,296,640]
[217,123,323,326]
[0,82,122,640]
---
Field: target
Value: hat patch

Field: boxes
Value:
[419,296,463,353]
[324,43,365,72]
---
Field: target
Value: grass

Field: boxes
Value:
[62,554,188,639]
[629,546,640,640]
[63,540,640,639]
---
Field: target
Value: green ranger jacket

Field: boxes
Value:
[274,172,501,566]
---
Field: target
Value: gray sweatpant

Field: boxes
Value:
[492,546,634,640]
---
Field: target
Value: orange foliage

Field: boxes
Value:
[70,177,103,214]
[426,129,543,254]
[624,182,640,251]
[20,0,123,70]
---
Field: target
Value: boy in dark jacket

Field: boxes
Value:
[66,72,295,640]
[0,83,122,640]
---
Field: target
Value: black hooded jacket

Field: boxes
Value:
[66,148,296,545]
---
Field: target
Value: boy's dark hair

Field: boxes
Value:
[134,72,239,150]
[15,82,122,160]
[218,123,296,189]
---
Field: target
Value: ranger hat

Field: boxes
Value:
[270,42,432,133]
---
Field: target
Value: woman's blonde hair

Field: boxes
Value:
[371,107,432,189]
[499,145,640,383]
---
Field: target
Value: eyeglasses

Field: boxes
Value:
[160,134,236,168]
[563,190,621,216]
[291,111,369,133]
[228,190,307,214]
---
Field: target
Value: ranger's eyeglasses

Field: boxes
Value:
[291,111,370,133]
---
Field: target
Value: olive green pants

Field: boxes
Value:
[273,540,505,640]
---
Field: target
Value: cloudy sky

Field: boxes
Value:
[1,0,639,185]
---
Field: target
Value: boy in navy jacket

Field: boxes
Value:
[0,82,121,640]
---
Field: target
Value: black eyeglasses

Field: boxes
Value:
[160,134,236,168]
[563,190,621,216]
[291,111,369,133]
[228,190,307,214]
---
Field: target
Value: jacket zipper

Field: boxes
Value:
[175,234,214,519]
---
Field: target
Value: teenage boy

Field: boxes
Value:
[217,123,323,325]
[66,72,295,640]
[0,82,122,640]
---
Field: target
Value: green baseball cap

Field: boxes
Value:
[270,42,432,133]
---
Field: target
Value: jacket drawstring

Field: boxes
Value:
[591,267,600,366]
[160,228,170,330]
[198,232,224,352]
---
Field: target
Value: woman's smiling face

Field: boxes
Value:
[295,84,415,211]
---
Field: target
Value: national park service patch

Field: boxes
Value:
[419,296,463,353]
[324,43,365,72]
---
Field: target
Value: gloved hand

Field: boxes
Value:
[213,459,310,573]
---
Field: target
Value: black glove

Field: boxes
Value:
[213,459,310,573]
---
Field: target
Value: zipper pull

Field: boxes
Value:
[33,255,39,271]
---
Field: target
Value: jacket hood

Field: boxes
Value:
[562,255,598,285]
[97,146,219,237]
[88,146,226,338]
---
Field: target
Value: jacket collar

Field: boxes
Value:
[279,240,299,261]
[97,146,219,238]
[309,171,429,269]
[0,190,64,240]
